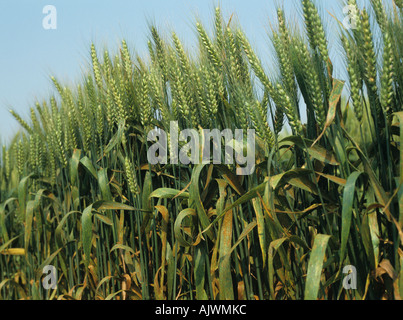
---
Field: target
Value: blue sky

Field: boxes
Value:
[0,0,342,142]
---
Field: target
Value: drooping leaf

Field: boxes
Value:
[149,188,190,200]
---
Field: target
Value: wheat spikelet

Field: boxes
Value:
[371,0,388,32]
[202,65,218,118]
[85,76,99,114]
[272,31,296,99]
[140,76,151,128]
[193,68,210,127]
[277,8,291,48]
[96,105,104,145]
[342,36,363,122]
[62,96,77,153]
[30,107,41,135]
[4,148,10,181]
[35,134,42,171]
[150,26,168,78]
[255,99,274,146]
[197,22,222,70]
[381,31,395,118]
[231,85,250,131]
[214,7,224,50]
[9,110,33,135]
[275,10,298,100]
[110,77,127,123]
[51,76,64,97]
[274,21,294,96]
[91,43,103,89]
[56,114,67,167]
[302,0,329,64]
[360,9,386,128]
[113,54,129,112]
[274,104,284,136]
[149,68,171,124]
[169,53,191,121]
[171,33,196,121]
[36,101,50,134]
[17,140,24,176]
[62,89,81,137]
[172,32,191,80]
[295,42,326,128]
[121,40,133,81]
[77,85,92,151]
[29,134,36,170]
[262,88,283,136]
[245,99,261,134]
[67,110,78,151]
[103,50,112,79]
[48,96,68,167]
[226,27,241,80]
[105,88,116,126]
[276,84,302,135]
[348,0,362,33]
[28,133,42,173]
[170,74,185,119]
[148,40,157,67]
[125,157,140,194]
[237,30,275,96]
[302,0,316,49]
[361,10,378,94]
[48,142,56,184]
[185,70,201,128]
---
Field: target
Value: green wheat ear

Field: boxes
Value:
[91,43,103,89]
[361,9,378,94]
[276,83,303,135]
[236,29,275,96]
[342,36,363,123]
[294,41,325,129]
[371,0,388,32]
[140,75,151,128]
[214,7,224,49]
[360,9,385,128]
[302,0,329,64]
[196,21,222,70]
[121,40,133,81]
[274,8,297,99]
[17,140,24,176]
[9,110,33,135]
[381,31,395,118]
[125,157,140,195]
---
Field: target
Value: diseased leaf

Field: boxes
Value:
[304,234,331,300]
[218,202,234,300]
[149,188,190,200]
[281,136,339,165]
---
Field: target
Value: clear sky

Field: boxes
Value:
[0,0,342,142]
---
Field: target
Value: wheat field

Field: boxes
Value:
[1,0,403,300]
